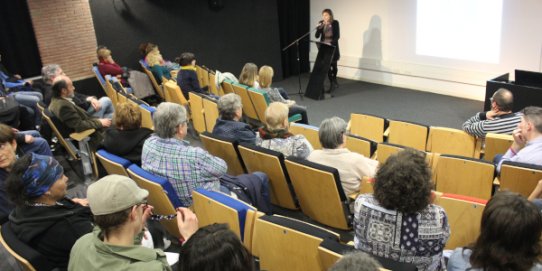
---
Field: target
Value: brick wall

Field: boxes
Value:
[27,0,97,80]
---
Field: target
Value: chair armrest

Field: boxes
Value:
[69,129,95,141]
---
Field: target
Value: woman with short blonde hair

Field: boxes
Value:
[255,102,313,159]
[258,65,309,124]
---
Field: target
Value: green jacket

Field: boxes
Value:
[48,97,104,149]
[68,227,171,271]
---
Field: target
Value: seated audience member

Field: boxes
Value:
[330,251,381,271]
[6,153,92,270]
[354,149,450,271]
[496,106,542,172]
[145,44,179,81]
[1,52,43,127]
[259,65,309,124]
[238,63,259,88]
[462,88,522,137]
[256,102,313,159]
[96,46,128,86]
[0,124,52,223]
[40,64,114,118]
[447,191,542,271]
[178,223,255,271]
[102,102,153,165]
[49,75,112,149]
[307,117,377,196]
[69,175,199,271]
[142,102,269,210]
[176,52,208,99]
[212,93,255,144]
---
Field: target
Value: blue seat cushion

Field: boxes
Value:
[195,188,255,240]
[96,149,132,168]
[127,164,183,208]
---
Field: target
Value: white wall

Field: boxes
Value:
[310,0,542,101]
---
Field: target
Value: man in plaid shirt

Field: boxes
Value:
[142,102,226,206]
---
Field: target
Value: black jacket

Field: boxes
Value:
[9,198,93,270]
[315,20,341,62]
[102,127,153,165]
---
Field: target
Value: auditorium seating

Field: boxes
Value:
[252,215,340,271]
[483,133,514,162]
[127,164,183,238]
[232,83,259,121]
[199,132,246,176]
[284,157,351,230]
[344,134,377,158]
[387,119,429,151]
[349,113,388,143]
[498,161,542,197]
[288,123,322,149]
[237,142,298,210]
[95,149,131,177]
[1,223,55,271]
[434,193,486,249]
[163,80,189,106]
[221,79,235,95]
[202,97,219,132]
[375,142,405,165]
[192,188,256,244]
[426,127,481,158]
[188,92,206,134]
[433,155,495,200]
[139,60,165,99]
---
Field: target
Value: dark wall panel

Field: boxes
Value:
[90,0,283,79]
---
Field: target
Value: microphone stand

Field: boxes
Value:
[282,25,321,98]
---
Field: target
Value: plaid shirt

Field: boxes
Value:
[142,135,226,206]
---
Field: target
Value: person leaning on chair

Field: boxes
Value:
[48,75,112,149]
[462,88,522,137]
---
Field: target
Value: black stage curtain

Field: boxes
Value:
[276,0,310,78]
[0,1,42,77]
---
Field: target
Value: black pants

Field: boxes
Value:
[328,61,338,83]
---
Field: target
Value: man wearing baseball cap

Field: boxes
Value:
[68,175,198,271]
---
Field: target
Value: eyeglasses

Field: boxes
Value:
[149,213,177,221]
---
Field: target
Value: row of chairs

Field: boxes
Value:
[348,113,514,161]
[193,184,489,270]
[289,121,542,199]
[192,188,418,271]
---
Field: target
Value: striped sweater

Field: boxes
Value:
[462,112,522,137]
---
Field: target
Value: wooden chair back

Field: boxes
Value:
[349,113,387,143]
[434,155,495,199]
[232,83,259,120]
[202,97,219,132]
[434,193,487,249]
[163,80,189,106]
[345,134,377,158]
[221,80,235,95]
[284,158,351,230]
[483,133,514,162]
[188,92,206,134]
[139,60,164,99]
[199,132,246,176]
[499,161,542,197]
[252,215,340,271]
[127,165,182,238]
[387,119,429,151]
[427,127,480,158]
[289,123,322,150]
[376,142,405,165]
[237,143,298,210]
[95,149,131,176]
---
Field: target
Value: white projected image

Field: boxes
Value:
[416,0,503,63]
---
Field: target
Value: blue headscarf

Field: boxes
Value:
[21,153,63,198]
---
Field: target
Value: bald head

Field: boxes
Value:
[52,75,74,98]
[492,88,514,112]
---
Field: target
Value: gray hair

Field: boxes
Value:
[153,102,187,138]
[319,116,347,149]
[218,93,242,120]
[41,64,61,83]
[330,251,381,271]
[523,106,542,133]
